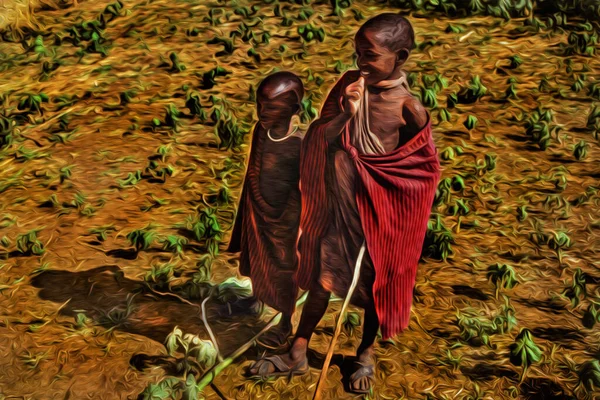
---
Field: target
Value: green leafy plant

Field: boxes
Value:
[508,54,523,69]
[505,77,518,99]
[582,302,599,329]
[510,328,542,383]
[89,225,116,242]
[565,31,598,57]
[164,104,182,132]
[214,277,252,304]
[464,115,478,130]
[202,66,231,89]
[185,91,206,121]
[0,114,15,150]
[215,115,247,151]
[127,226,157,252]
[160,235,188,255]
[168,52,186,73]
[487,263,519,297]
[327,0,349,15]
[440,146,463,161]
[300,95,318,124]
[547,230,572,263]
[298,24,325,43]
[517,205,528,222]
[579,359,600,393]
[139,377,181,400]
[165,326,217,378]
[455,300,517,347]
[343,311,360,336]
[145,263,179,291]
[117,170,143,187]
[423,214,454,261]
[457,75,487,104]
[187,208,222,256]
[573,140,589,160]
[18,93,49,116]
[563,268,587,307]
[207,36,235,56]
[203,8,223,26]
[16,230,45,255]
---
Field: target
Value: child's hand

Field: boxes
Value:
[339,76,364,117]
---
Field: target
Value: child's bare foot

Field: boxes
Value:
[248,338,308,377]
[349,346,375,393]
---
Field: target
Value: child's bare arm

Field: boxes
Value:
[310,72,356,144]
[402,97,428,138]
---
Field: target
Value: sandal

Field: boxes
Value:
[248,354,309,378]
[349,360,375,394]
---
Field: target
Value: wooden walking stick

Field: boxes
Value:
[312,241,367,400]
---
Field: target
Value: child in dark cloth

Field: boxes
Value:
[228,71,304,349]
[249,14,441,394]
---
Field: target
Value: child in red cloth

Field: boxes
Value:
[249,14,441,394]
[228,71,304,349]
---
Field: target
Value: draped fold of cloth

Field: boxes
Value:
[296,70,441,339]
[228,125,301,315]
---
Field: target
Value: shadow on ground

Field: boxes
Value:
[30,266,266,357]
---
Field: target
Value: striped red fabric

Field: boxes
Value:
[228,125,299,315]
[296,71,441,339]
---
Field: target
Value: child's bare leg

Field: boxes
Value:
[350,300,379,393]
[258,312,293,348]
[249,285,330,375]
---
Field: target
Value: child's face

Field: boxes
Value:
[257,93,299,128]
[355,30,402,85]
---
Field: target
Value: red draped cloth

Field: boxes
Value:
[228,125,301,315]
[296,71,441,339]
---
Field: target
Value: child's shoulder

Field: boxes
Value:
[402,96,429,131]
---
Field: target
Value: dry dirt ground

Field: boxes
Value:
[0,0,599,399]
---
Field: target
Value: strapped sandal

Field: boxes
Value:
[349,361,375,394]
[249,354,309,378]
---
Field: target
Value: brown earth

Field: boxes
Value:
[0,0,599,399]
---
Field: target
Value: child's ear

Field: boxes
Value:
[396,48,409,66]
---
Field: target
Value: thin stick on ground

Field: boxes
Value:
[312,241,367,400]
[196,291,310,392]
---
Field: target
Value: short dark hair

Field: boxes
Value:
[257,71,304,104]
[356,13,415,54]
